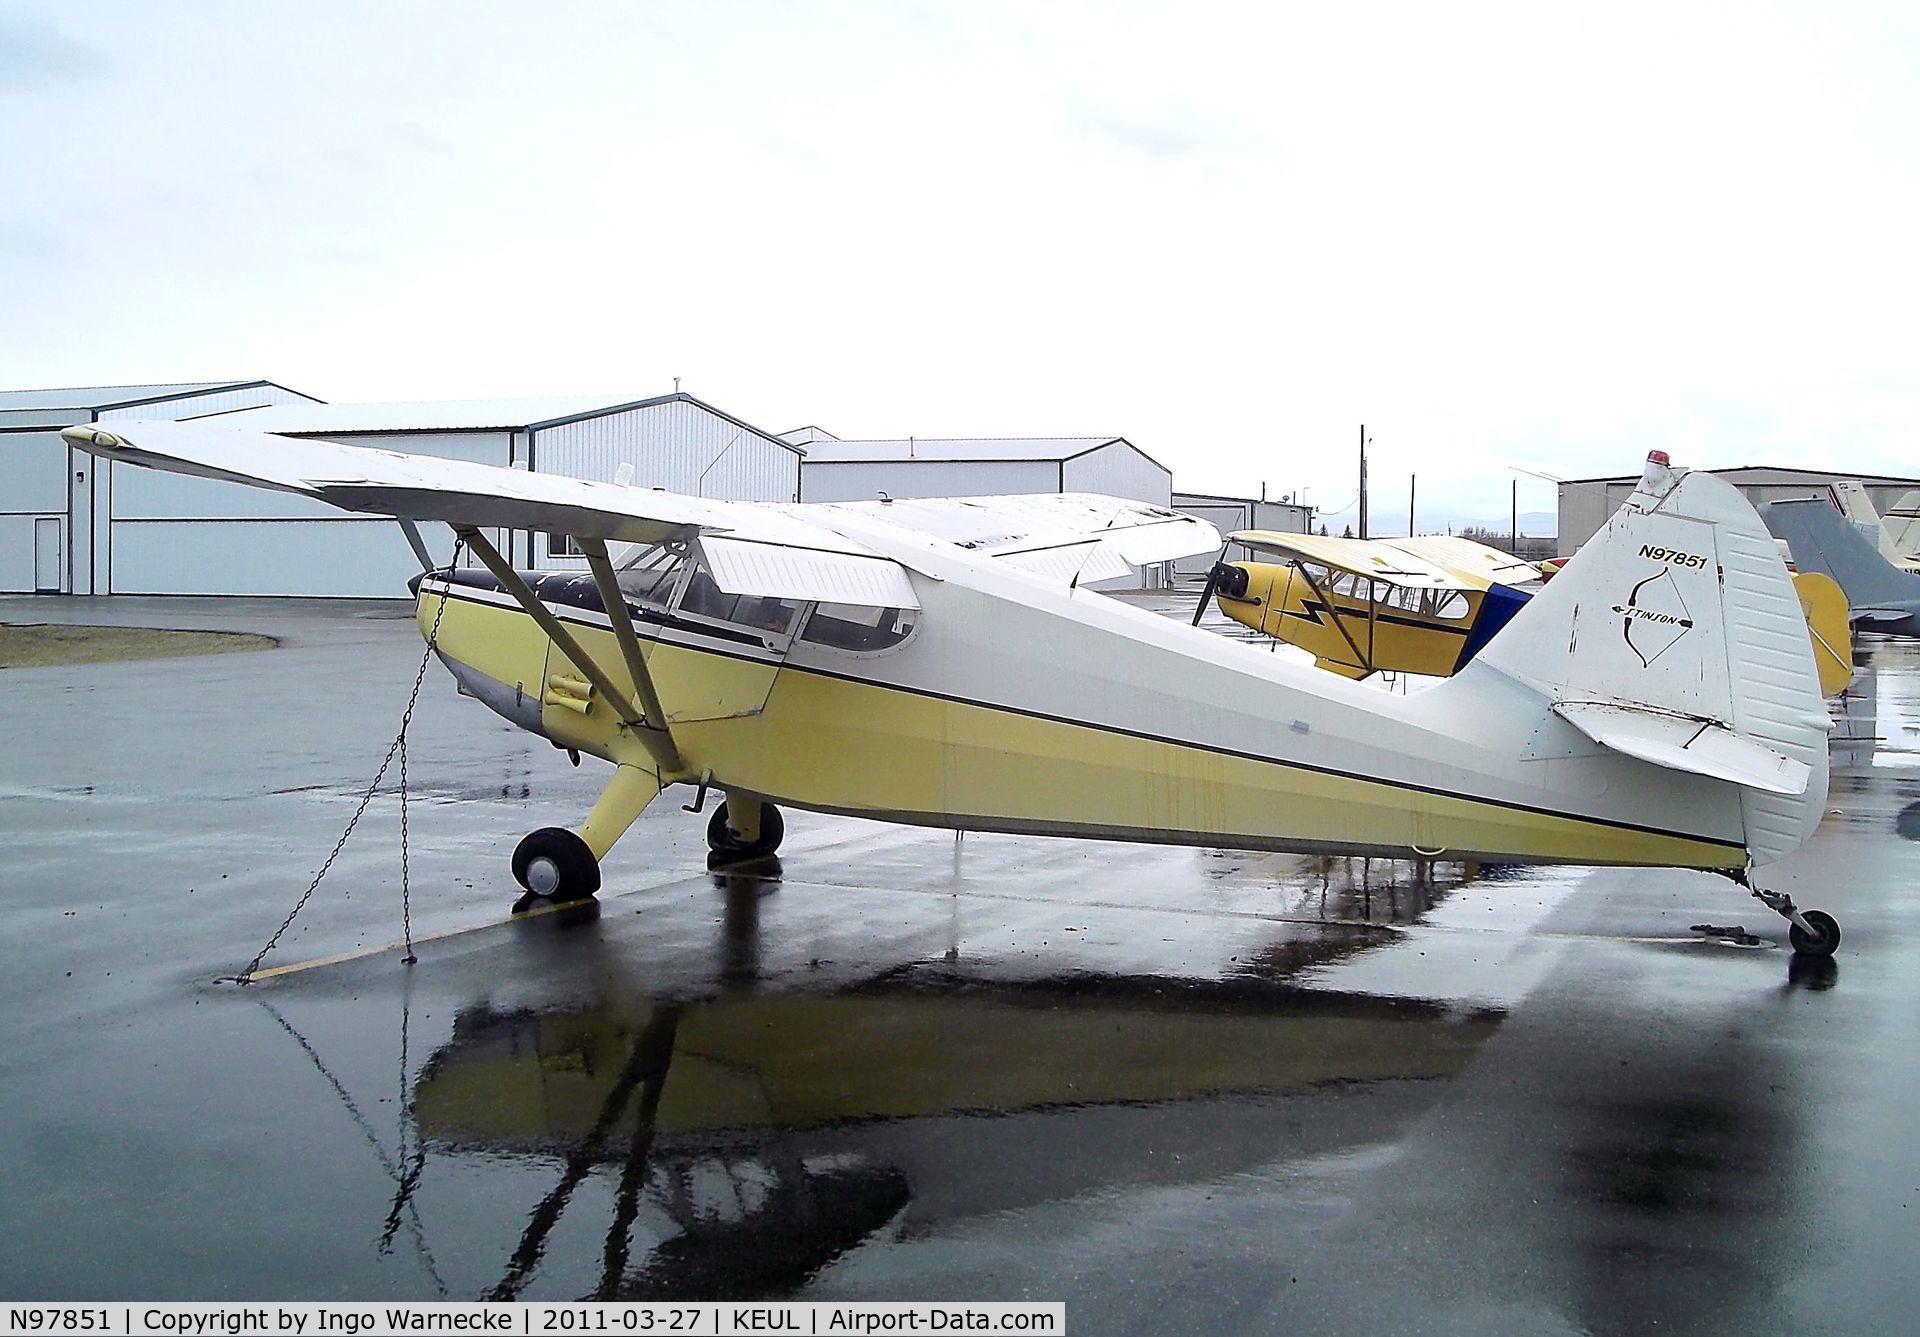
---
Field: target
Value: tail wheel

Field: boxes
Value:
[707,801,784,860]
[1788,909,1840,958]
[512,826,601,902]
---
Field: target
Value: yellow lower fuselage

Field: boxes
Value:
[415,577,1746,870]
[1214,562,1479,679]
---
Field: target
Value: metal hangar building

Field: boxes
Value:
[1169,490,1314,579]
[791,431,1173,508]
[0,388,802,598]
[0,380,323,596]
[1557,464,1920,556]
[789,430,1178,587]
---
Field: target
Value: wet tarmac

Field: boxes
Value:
[5,593,1920,1332]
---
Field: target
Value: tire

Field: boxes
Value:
[1788,908,1840,958]
[707,800,785,859]
[511,826,601,902]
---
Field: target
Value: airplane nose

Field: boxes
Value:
[407,571,426,598]
[1210,562,1251,599]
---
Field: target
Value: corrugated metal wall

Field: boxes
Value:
[109,425,508,596]
[100,385,337,594]
[1060,443,1171,506]
[800,459,1056,502]
[2,384,329,594]
[531,401,799,570]
[109,518,454,597]
[537,400,798,499]
[1172,502,1247,576]
[1,420,88,592]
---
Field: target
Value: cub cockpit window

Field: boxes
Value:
[800,602,918,653]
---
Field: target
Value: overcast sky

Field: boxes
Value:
[4,1,1916,530]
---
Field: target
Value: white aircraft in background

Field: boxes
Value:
[60,423,1840,955]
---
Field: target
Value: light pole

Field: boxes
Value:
[1358,425,1370,540]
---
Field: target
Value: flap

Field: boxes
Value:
[1552,701,1811,796]
[701,536,920,608]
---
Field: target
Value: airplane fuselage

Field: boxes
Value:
[416,549,1754,870]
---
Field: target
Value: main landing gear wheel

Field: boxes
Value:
[707,800,784,861]
[512,826,601,903]
[1788,908,1841,958]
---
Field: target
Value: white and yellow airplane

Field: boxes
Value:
[60,424,1841,954]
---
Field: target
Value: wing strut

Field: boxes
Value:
[1291,560,1372,674]
[454,527,685,774]
[577,537,682,766]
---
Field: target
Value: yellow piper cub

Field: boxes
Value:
[1208,531,1856,697]
[58,422,1846,955]
[1201,533,1539,680]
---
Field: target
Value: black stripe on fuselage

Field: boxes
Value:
[1279,598,1474,636]
[422,584,1747,854]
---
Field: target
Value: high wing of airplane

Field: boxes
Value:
[60,422,1841,955]
[1831,480,1920,574]
[1767,495,1920,637]
[1196,531,1537,680]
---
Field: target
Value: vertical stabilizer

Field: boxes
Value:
[1465,453,1829,865]
[1767,496,1920,610]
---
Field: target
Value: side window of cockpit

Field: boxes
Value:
[1432,591,1471,621]
[800,602,919,653]
[670,554,803,640]
[679,567,740,622]
[615,545,688,606]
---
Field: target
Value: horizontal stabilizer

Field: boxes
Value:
[1855,608,1910,624]
[1553,702,1812,796]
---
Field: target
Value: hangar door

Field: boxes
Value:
[104,430,512,596]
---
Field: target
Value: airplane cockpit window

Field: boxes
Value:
[800,602,919,653]
[679,566,740,622]
[614,544,689,606]
[1424,590,1471,620]
[670,554,802,640]
[1383,584,1423,613]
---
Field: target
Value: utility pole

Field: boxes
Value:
[1358,424,1369,540]
[1510,479,1518,552]
[1408,474,1416,538]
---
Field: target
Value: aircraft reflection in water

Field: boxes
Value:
[397,871,1498,1302]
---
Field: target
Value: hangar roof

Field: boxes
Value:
[0,381,284,411]
[806,436,1164,469]
[218,391,801,453]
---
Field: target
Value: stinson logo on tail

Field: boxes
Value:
[1612,568,1696,666]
